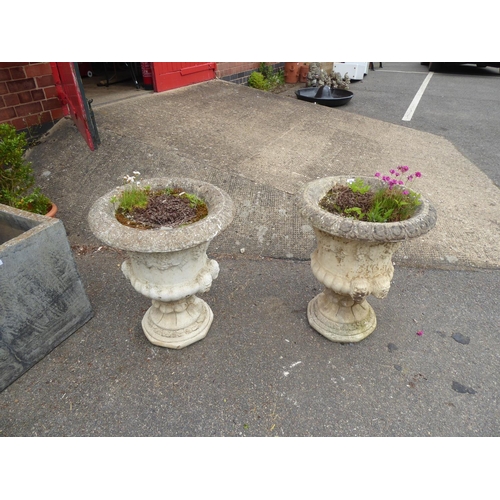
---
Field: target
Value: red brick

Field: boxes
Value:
[25,63,52,78]
[7,78,36,93]
[0,82,8,95]
[18,91,33,104]
[9,66,26,79]
[37,111,52,125]
[0,107,16,121]
[0,68,10,82]
[3,93,20,107]
[42,97,62,111]
[0,96,4,108]
[19,113,44,128]
[15,101,43,116]
[36,74,55,88]
[44,86,59,99]
[50,108,66,120]
[10,117,27,129]
[0,63,29,69]
[31,89,45,101]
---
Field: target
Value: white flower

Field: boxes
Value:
[133,171,141,175]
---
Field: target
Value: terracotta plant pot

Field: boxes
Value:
[46,202,57,218]
[299,64,310,83]
[298,176,437,343]
[88,177,234,349]
[284,62,301,84]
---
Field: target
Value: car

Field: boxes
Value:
[421,62,500,72]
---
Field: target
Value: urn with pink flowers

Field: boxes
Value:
[298,168,437,343]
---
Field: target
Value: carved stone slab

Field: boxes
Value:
[0,204,93,392]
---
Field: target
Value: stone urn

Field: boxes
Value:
[298,176,437,343]
[88,177,234,349]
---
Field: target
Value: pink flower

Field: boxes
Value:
[415,172,422,178]
[417,330,423,336]
[403,189,409,195]
[374,172,381,177]
[390,169,396,174]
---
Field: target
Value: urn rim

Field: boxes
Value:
[88,177,235,252]
[298,175,437,242]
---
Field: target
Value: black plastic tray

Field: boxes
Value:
[295,86,353,107]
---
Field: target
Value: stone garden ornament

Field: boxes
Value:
[89,177,234,349]
[298,172,437,343]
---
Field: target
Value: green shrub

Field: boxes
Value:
[248,65,285,91]
[248,71,270,90]
[0,123,51,214]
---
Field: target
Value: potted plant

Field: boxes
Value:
[0,123,56,216]
[297,167,437,343]
[88,174,234,349]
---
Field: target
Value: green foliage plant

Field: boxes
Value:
[248,64,285,92]
[248,71,270,90]
[117,185,149,212]
[112,173,208,220]
[180,191,205,208]
[348,177,371,195]
[111,171,149,213]
[259,63,274,79]
[0,123,51,215]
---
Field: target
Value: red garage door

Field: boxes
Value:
[152,63,216,92]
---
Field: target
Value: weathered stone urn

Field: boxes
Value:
[88,178,234,349]
[298,176,437,343]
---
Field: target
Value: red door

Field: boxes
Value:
[152,63,216,92]
[50,62,100,151]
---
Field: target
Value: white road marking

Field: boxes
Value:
[402,72,434,122]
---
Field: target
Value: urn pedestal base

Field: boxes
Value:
[142,296,213,349]
[307,289,376,343]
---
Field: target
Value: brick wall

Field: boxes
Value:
[216,62,284,85]
[0,62,65,133]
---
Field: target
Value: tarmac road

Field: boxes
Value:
[341,62,500,187]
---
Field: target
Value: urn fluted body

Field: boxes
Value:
[298,176,437,342]
[89,177,234,349]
